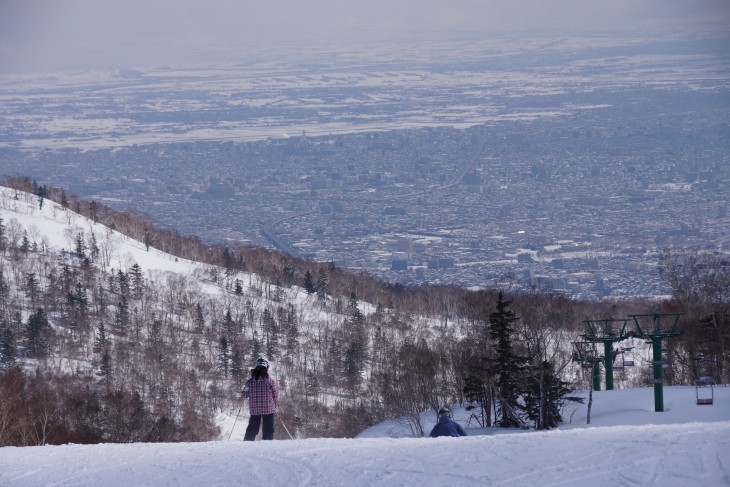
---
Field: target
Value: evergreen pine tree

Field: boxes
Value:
[348,294,365,330]
[143,232,152,251]
[489,292,526,428]
[230,344,244,385]
[523,360,583,430]
[37,184,47,209]
[75,233,86,258]
[59,262,73,292]
[89,200,98,222]
[89,232,99,262]
[94,321,109,356]
[218,335,229,379]
[315,269,329,302]
[25,272,40,305]
[117,270,130,298]
[73,282,89,316]
[250,330,262,361]
[129,263,144,299]
[344,339,366,387]
[193,303,205,332]
[0,218,6,251]
[0,268,9,309]
[303,270,315,294]
[97,349,113,387]
[347,290,359,316]
[20,232,30,253]
[11,312,22,337]
[116,295,129,335]
[0,325,16,369]
[223,308,238,342]
[222,247,234,277]
[26,308,51,358]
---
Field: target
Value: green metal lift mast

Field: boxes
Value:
[582,319,629,391]
[629,313,682,412]
[572,340,602,391]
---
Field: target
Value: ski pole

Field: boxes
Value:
[279,414,294,440]
[228,404,242,441]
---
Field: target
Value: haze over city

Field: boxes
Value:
[0,0,728,298]
[2,0,728,71]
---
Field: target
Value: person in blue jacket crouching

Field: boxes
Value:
[429,407,467,437]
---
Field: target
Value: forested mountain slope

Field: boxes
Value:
[0,178,727,446]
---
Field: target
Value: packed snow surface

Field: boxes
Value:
[2,387,728,486]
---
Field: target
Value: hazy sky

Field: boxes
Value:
[1,0,728,71]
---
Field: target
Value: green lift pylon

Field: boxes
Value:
[572,340,602,391]
[582,318,630,391]
[629,313,682,412]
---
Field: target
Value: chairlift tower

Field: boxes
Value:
[581,319,630,391]
[572,340,603,391]
[629,313,682,412]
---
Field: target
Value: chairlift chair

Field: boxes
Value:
[696,376,714,406]
[613,359,624,371]
[694,357,715,406]
[612,349,624,371]
[621,347,635,367]
[572,341,599,368]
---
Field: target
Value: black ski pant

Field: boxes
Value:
[244,413,275,441]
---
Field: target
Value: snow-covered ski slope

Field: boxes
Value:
[0,186,208,277]
[1,386,728,487]
[2,187,728,486]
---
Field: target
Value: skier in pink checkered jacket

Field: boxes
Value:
[241,358,279,440]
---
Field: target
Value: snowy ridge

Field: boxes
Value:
[0,186,208,277]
